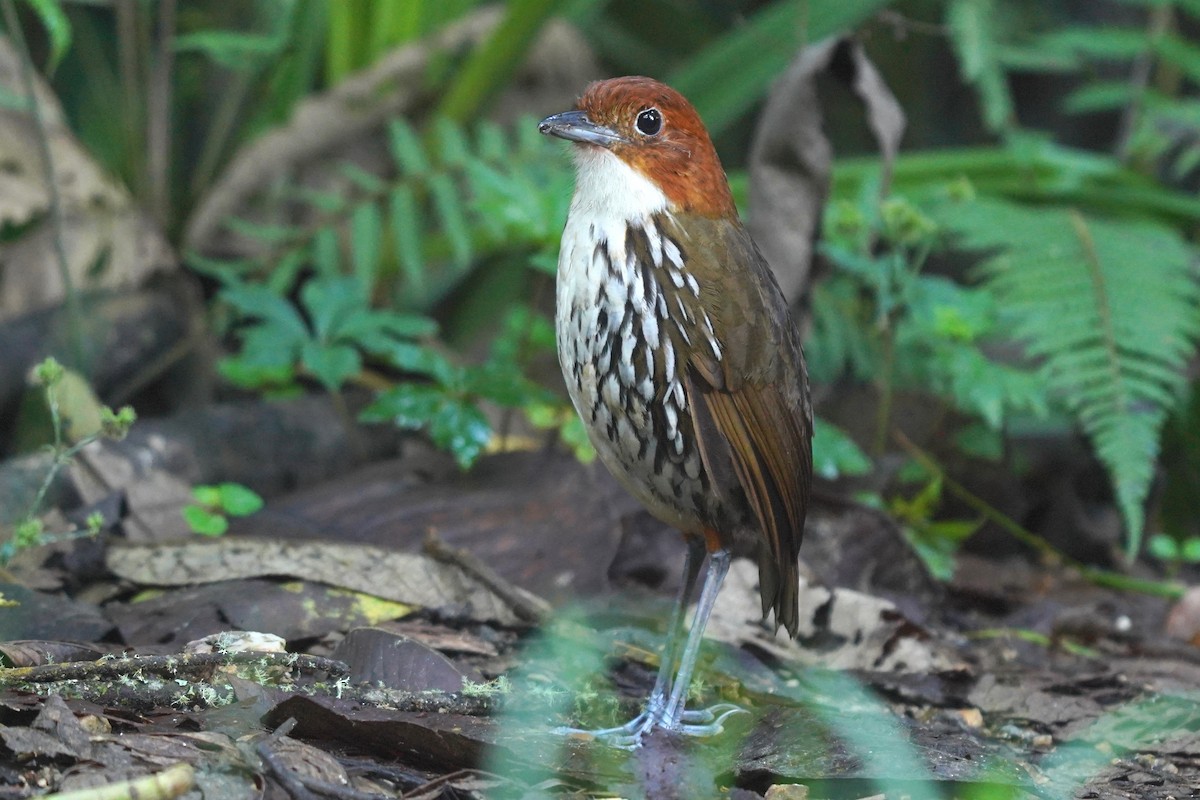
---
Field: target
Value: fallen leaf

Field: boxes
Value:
[748,37,905,306]
[106,539,538,626]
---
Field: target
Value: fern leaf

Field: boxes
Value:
[432,117,470,167]
[939,197,1200,555]
[350,203,383,293]
[389,185,425,302]
[427,173,472,269]
[946,0,1015,135]
[312,228,340,278]
[388,120,430,177]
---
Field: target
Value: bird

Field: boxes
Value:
[538,76,812,747]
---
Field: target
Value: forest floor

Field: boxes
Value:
[1,439,1198,800]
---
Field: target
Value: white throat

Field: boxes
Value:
[568,147,669,222]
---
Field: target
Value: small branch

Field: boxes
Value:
[1,651,348,685]
[893,430,1185,600]
[423,530,551,623]
[256,719,325,800]
[44,762,194,800]
[358,684,498,716]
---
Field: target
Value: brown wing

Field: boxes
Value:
[665,213,812,637]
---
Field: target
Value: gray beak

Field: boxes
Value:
[538,110,627,147]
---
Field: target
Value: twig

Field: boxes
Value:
[402,769,510,799]
[0,0,84,364]
[43,762,194,800]
[258,719,394,800]
[1,651,348,685]
[359,685,498,716]
[893,430,1186,600]
[256,719,324,800]
[423,530,551,623]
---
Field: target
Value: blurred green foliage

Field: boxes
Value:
[5,0,1200,560]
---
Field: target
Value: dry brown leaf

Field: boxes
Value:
[105,539,537,626]
[706,559,954,673]
[0,37,173,320]
[748,37,905,306]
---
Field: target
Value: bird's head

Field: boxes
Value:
[539,76,735,220]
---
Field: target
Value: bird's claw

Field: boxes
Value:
[553,702,748,748]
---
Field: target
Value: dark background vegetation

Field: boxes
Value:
[1,1,1200,797]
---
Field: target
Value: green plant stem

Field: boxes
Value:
[432,0,564,123]
[1115,3,1172,162]
[114,0,144,195]
[893,430,1186,600]
[815,146,1200,227]
[874,327,895,457]
[1,0,84,367]
[188,69,253,202]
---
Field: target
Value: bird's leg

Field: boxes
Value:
[641,536,706,721]
[552,537,706,739]
[653,548,744,734]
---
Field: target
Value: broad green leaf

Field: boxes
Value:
[1154,34,1200,85]
[1035,27,1149,60]
[430,398,492,469]
[361,383,444,427]
[215,483,264,516]
[236,324,305,368]
[1063,82,1137,114]
[24,0,72,73]
[1147,533,1179,561]
[302,276,361,340]
[1182,537,1200,562]
[335,309,438,345]
[460,362,548,408]
[300,341,361,391]
[366,340,454,381]
[812,419,872,480]
[217,359,297,391]
[220,285,309,341]
[174,30,287,71]
[193,485,223,507]
[183,505,229,537]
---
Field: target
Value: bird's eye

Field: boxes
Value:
[635,108,662,136]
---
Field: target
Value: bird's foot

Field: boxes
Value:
[553,702,747,749]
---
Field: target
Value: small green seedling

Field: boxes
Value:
[183,483,264,537]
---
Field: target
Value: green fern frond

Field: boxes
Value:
[213,116,571,312]
[937,196,1200,555]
